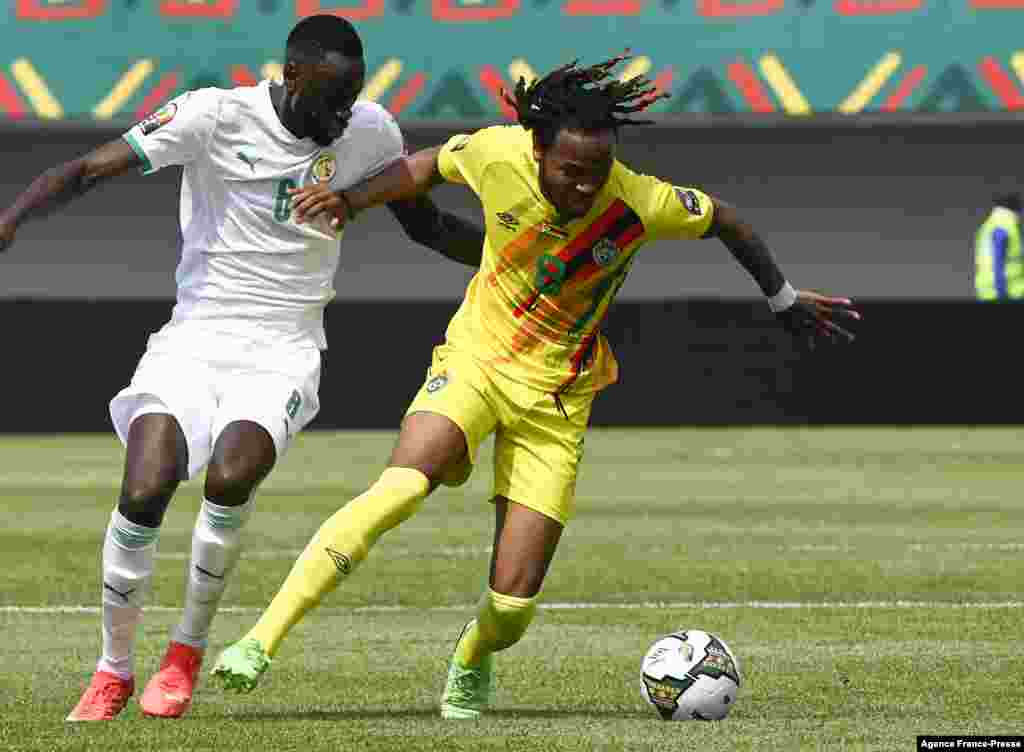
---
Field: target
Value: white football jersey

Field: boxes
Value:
[122,80,405,349]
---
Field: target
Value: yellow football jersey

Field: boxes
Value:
[437,125,714,395]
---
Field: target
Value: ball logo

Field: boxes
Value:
[703,645,739,682]
[591,238,619,267]
[642,676,685,710]
[311,152,337,184]
[139,103,177,136]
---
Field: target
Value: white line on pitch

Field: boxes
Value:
[154,546,493,561]
[1,601,1021,615]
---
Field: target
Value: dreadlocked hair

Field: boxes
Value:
[502,52,668,148]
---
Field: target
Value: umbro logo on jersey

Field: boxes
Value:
[237,151,260,172]
[540,223,570,240]
[496,211,519,231]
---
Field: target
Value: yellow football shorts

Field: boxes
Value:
[405,344,593,526]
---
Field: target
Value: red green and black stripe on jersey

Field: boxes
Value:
[558,199,643,283]
[567,254,636,337]
[513,199,643,318]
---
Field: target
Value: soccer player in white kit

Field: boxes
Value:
[0,15,485,721]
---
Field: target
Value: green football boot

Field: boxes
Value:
[440,621,495,720]
[210,637,271,694]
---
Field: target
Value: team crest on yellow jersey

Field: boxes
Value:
[311,152,337,183]
[426,372,449,393]
[591,238,619,267]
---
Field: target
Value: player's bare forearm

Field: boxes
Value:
[0,138,140,252]
[292,147,448,229]
[345,147,445,214]
[386,195,484,268]
[705,197,860,347]
[704,198,786,297]
[1,160,92,229]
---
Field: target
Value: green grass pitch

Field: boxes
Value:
[0,427,1022,751]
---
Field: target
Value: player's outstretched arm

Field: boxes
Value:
[385,195,484,268]
[0,138,142,254]
[290,146,446,230]
[705,196,861,349]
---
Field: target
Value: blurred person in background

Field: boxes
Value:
[975,192,1024,301]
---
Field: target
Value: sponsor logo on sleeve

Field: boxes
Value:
[138,102,177,136]
[675,187,702,216]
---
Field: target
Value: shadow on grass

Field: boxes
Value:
[222,707,650,721]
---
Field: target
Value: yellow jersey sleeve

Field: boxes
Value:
[437,126,510,196]
[623,169,715,242]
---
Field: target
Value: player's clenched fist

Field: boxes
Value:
[289,184,352,229]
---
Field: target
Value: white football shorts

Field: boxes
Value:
[109,323,322,479]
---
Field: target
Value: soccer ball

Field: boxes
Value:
[640,629,742,721]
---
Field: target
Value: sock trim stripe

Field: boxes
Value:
[111,524,158,549]
[380,466,430,494]
[487,589,537,609]
[202,500,250,530]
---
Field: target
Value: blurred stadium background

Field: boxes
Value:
[4,1,1024,428]
[1,4,1023,750]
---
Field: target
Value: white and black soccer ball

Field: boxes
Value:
[640,629,742,721]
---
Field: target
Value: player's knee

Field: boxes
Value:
[118,474,179,526]
[204,455,272,506]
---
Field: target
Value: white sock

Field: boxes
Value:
[98,509,159,679]
[172,498,253,650]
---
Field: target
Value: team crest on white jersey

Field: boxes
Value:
[592,238,619,267]
[311,152,337,183]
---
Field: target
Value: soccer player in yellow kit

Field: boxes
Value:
[212,55,859,718]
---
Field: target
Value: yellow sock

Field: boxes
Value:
[246,467,429,656]
[454,589,537,667]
